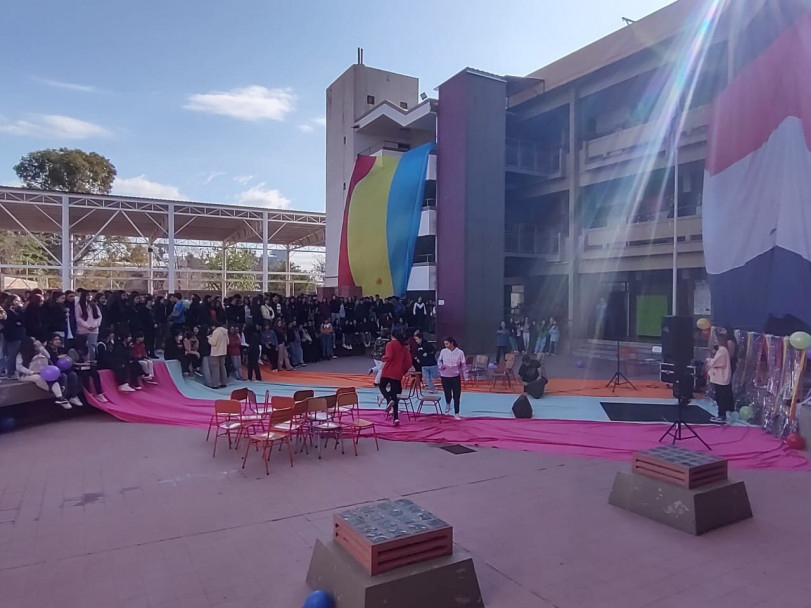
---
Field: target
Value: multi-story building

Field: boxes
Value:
[325,0,804,354]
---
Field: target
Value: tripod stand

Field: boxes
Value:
[606,340,636,392]
[659,374,710,449]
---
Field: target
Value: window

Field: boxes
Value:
[400,101,408,109]
[366,95,375,105]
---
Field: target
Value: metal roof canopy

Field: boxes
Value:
[0,186,325,292]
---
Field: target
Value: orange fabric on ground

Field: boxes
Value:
[256,369,671,399]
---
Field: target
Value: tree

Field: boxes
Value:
[14,148,117,194]
[201,247,259,292]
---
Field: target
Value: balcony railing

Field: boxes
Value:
[506,140,565,178]
[358,140,411,156]
[505,224,564,258]
[582,215,703,259]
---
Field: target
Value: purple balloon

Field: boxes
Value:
[40,365,61,382]
[56,358,73,372]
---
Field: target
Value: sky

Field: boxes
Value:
[0,0,673,213]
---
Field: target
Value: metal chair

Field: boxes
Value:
[210,399,244,457]
[307,397,345,459]
[491,352,517,391]
[241,408,295,474]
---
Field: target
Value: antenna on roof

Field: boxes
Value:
[622,17,635,26]
[357,47,364,65]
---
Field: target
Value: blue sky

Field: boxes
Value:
[0,0,671,212]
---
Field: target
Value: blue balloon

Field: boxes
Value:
[0,417,15,433]
[303,590,334,608]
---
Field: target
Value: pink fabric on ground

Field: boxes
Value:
[85,363,811,471]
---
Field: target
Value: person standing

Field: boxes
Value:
[521,317,531,354]
[75,290,102,361]
[3,295,25,377]
[495,322,510,363]
[371,329,390,385]
[246,331,262,381]
[208,321,229,389]
[413,297,427,330]
[414,333,440,391]
[379,330,412,426]
[707,334,733,424]
[438,337,469,420]
[227,326,245,380]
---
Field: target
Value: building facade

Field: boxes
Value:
[325,0,804,354]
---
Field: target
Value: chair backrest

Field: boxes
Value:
[293,400,309,418]
[293,389,314,402]
[307,397,328,414]
[335,386,356,396]
[246,389,258,411]
[215,399,241,415]
[230,388,249,402]
[336,392,358,408]
[269,408,294,426]
[271,396,295,410]
[504,352,516,368]
[473,355,489,370]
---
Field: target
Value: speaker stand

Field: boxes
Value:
[659,397,710,450]
[606,340,636,392]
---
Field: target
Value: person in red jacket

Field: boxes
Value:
[380,330,413,426]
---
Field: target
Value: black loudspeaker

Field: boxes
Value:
[661,316,694,365]
[512,394,533,419]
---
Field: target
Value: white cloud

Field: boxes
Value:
[297,124,314,133]
[298,116,326,134]
[233,174,254,184]
[184,85,295,122]
[0,114,111,139]
[313,116,327,126]
[33,77,99,93]
[203,171,226,185]
[236,183,291,209]
[114,176,188,201]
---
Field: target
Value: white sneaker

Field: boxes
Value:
[96,394,108,403]
[454,414,462,421]
[119,384,136,393]
[69,397,83,407]
[133,385,143,390]
[444,404,451,414]
[56,399,72,410]
[393,419,400,426]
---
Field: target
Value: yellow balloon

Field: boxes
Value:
[696,318,711,330]
[789,331,811,350]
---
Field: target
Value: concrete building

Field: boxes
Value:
[325,0,805,354]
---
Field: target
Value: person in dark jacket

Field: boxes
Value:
[414,333,440,391]
[24,293,46,342]
[110,331,140,392]
[3,295,25,376]
[44,291,68,337]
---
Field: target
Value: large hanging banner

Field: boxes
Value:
[702,12,811,331]
[337,143,434,297]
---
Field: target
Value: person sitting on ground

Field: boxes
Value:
[111,332,142,392]
[183,330,201,376]
[130,332,157,384]
[68,334,108,402]
[16,337,72,408]
[44,333,83,407]
[518,355,547,399]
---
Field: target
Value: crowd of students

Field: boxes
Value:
[0,288,439,404]
[496,317,561,361]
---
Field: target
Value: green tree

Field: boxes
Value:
[202,247,259,292]
[14,148,117,194]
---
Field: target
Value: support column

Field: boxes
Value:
[285,246,292,297]
[167,203,176,293]
[566,88,581,353]
[147,243,154,295]
[61,195,72,289]
[221,245,227,299]
[262,213,269,293]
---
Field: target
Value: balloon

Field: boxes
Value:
[789,331,811,350]
[303,590,334,608]
[0,417,15,433]
[488,362,497,370]
[40,365,60,382]
[738,405,753,421]
[576,360,584,368]
[786,432,805,450]
[56,357,72,372]
[696,318,711,330]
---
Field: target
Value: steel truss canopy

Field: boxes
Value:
[0,186,325,293]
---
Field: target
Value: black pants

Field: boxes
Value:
[496,346,508,363]
[77,368,103,395]
[442,375,462,414]
[713,383,734,417]
[247,357,262,381]
[379,378,402,421]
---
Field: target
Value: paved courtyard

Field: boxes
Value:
[2,414,811,608]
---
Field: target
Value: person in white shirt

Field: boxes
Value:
[706,333,733,424]
[207,321,229,389]
[437,337,469,420]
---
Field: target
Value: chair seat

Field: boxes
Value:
[309,412,330,421]
[351,419,374,429]
[242,414,265,421]
[250,431,287,441]
[271,422,302,432]
[219,421,243,431]
[313,422,341,431]
[421,394,442,402]
[338,406,355,413]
